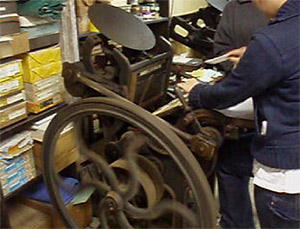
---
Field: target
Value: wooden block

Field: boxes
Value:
[8,201,52,228]
[0,32,29,60]
[21,198,93,228]
[33,129,79,172]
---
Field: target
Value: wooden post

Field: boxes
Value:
[0,182,10,228]
[60,0,80,63]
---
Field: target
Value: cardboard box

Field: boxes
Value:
[0,101,27,129]
[0,90,25,108]
[0,74,23,97]
[22,46,61,69]
[0,1,18,16]
[8,201,52,228]
[0,59,23,81]
[22,198,93,228]
[0,145,34,174]
[29,32,60,51]
[0,130,33,155]
[24,75,64,103]
[0,148,37,196]
[25,85,63,103]
[0,166,36,190]
[0,31,29,60]
[27,92,64,114]
[0,14,20,36]
[33,129,79,172]
[22,60,62,83]
[0,167,35,188]
[24,75,62,92]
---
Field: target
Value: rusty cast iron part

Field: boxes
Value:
[42,98,216,228]
[42,3,254,228]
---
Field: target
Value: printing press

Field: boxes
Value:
[42,3,254,228]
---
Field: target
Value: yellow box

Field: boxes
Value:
[0,75,23,97]
[0,90,25,108]
[24,75,62,93]
[27,92,64,114]
[22,46,61,69]
[0,59,23,82]
[22,61,62,83]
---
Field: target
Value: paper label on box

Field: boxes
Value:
[53,94,62,103]
[0,7,6,12]
[7,91,25,105]
[0,62,21,80]
[0,80,20,93]
[29,75,61,91]
[8,108,26,120]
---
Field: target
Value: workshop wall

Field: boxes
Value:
[170,0,208,16]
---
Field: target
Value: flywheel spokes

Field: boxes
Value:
[42,97,216,228]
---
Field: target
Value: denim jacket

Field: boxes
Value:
[189,0,300,169]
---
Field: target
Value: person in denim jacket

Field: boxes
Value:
[213,0,268,227]
[180,0,300,227]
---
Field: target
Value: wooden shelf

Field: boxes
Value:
[0,103,67,140]
[144,17,169,25]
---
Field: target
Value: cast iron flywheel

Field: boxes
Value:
[42,97,216,228]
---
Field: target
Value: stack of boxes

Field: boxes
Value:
[0,0,65,201]
[0,131,36,196]
[0,60,27,129]
[19,16,61,50]
[22,46,65,114]
[0,0,20,36]
[0,0,29,129]
[0,0,29,60]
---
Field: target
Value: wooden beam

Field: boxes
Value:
[60,0,80,63]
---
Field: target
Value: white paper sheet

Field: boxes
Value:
[204,54,229,65]
[217,98,254,120]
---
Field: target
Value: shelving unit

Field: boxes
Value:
[144,17,169,25]
[0,0,74,227]
[1,0,170,227]
[146,0,170,37]
[0,103,67,141]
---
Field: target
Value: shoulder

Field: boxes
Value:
[222,0,237,12]
[256,17,299,55]
[223,0,251,10]
[251,32,279,57]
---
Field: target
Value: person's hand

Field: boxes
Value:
[177,78,199,93]
[226,46,247,67]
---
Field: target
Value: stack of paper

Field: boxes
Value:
[31,114,73,141]
[185,68,223,83]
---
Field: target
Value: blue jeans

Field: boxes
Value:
[255,186,300,228]
[217,134,254,228]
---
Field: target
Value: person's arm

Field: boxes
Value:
[189,34,282,109]
[213,2,235,72]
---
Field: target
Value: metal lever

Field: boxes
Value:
[175,86,203,133]
[174,87,192,113]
